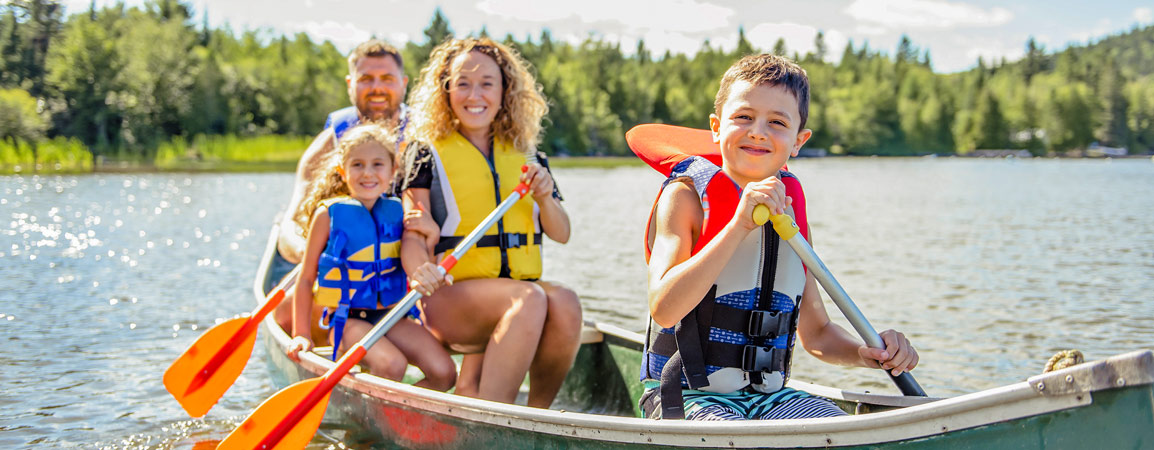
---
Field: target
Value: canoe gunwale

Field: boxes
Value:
[251,224,1153,448]
[1028,350,1154,396]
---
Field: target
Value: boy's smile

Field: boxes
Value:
[710,80,811,187]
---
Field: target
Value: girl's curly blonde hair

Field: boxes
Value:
[294,123,397,234]
[407,37,548,154]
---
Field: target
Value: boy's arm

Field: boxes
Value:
[293,208,330,343]
[649,174,793,328]
[649,183,746,328]
[794,227,919,374]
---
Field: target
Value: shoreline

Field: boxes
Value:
[2,154,1151,176]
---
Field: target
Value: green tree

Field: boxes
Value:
[812,30,827,63]
[44,11,123,155]
[1095,57,1129,147]
[735,26,754,56]
[1045,83,1095,153]
[0,87,47,146]
[772,37,787,56]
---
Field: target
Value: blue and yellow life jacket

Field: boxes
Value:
[314,195,408,359]
[422,132,542,281]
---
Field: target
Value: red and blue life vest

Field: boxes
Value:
[629,124,810,419]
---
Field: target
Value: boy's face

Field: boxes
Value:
[710,80,811,186]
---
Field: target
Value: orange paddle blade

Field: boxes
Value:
[218,378,331,450]
[163,316,257,417]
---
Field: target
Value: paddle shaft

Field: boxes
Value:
[258,182,531,449]
[758,207,927,397]
[184,265,302,396]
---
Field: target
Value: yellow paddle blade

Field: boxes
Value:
[218,378,331,450]
[163,316,256,417]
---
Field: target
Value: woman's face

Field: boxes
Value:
[448,50,503,137]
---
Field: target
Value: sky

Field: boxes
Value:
[62,0,1154,73]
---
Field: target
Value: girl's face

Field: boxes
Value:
[340,142,394,205]
[448,50,503,137]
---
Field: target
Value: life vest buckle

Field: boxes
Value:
[501,232,521,248]
[742,345,787,373]
[748,309,793,338]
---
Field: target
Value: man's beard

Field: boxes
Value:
[356,96,399,124]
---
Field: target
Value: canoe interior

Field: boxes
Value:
[254,226,1154,449]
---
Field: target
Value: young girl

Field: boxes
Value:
[287,123,456,391]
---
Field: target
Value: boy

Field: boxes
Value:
[639,54,919,420]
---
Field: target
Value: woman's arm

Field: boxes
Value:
[522,164,570,243]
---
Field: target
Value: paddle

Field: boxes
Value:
[164,264,303,417]
[218,180,534,450]
[753,205,927,397]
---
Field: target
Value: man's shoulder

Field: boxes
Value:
[295,128,337,178]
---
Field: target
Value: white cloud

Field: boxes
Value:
[289,21,373,50]
[477,0,733,33]
[744,23,849,62]
[1071,18,1113,44]
[844,0,1012,29]
[855,24,889,36]
[1134,7,1153,24]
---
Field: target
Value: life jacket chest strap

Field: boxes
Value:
[433,232,542,255]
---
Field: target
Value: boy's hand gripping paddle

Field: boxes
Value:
[165,265,303,417]
[753,205,927,397]
[218,177,534,450]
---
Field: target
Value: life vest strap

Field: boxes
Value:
[433,232,542,255]
[649,332,791,374]
[742,345,788,373]
[706,304,797,340]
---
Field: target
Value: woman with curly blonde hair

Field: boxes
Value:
[398,37,582,406]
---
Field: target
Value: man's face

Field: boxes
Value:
[347,55,407,122]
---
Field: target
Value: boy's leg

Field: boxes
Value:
[455,353,483,398]
[339,319,408,381]
[420,278,547,404]
[683,391,748,421]
[527,280,583,408]
[754,388,847,420]
[639,387,745,421]
[387,319,457,391]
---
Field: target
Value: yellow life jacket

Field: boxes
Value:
[426,132,542,281]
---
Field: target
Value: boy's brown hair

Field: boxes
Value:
[714,54,810,129]
[348,39,405,74]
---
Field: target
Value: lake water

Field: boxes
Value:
[2,157,1153,448]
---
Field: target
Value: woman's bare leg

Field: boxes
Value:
[455,353,483,398]
[421,278,547,403]
[527,280,583,408]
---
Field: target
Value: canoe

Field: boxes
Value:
[251,227,1154,448]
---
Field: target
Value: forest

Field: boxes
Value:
[2,0,1153,172]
